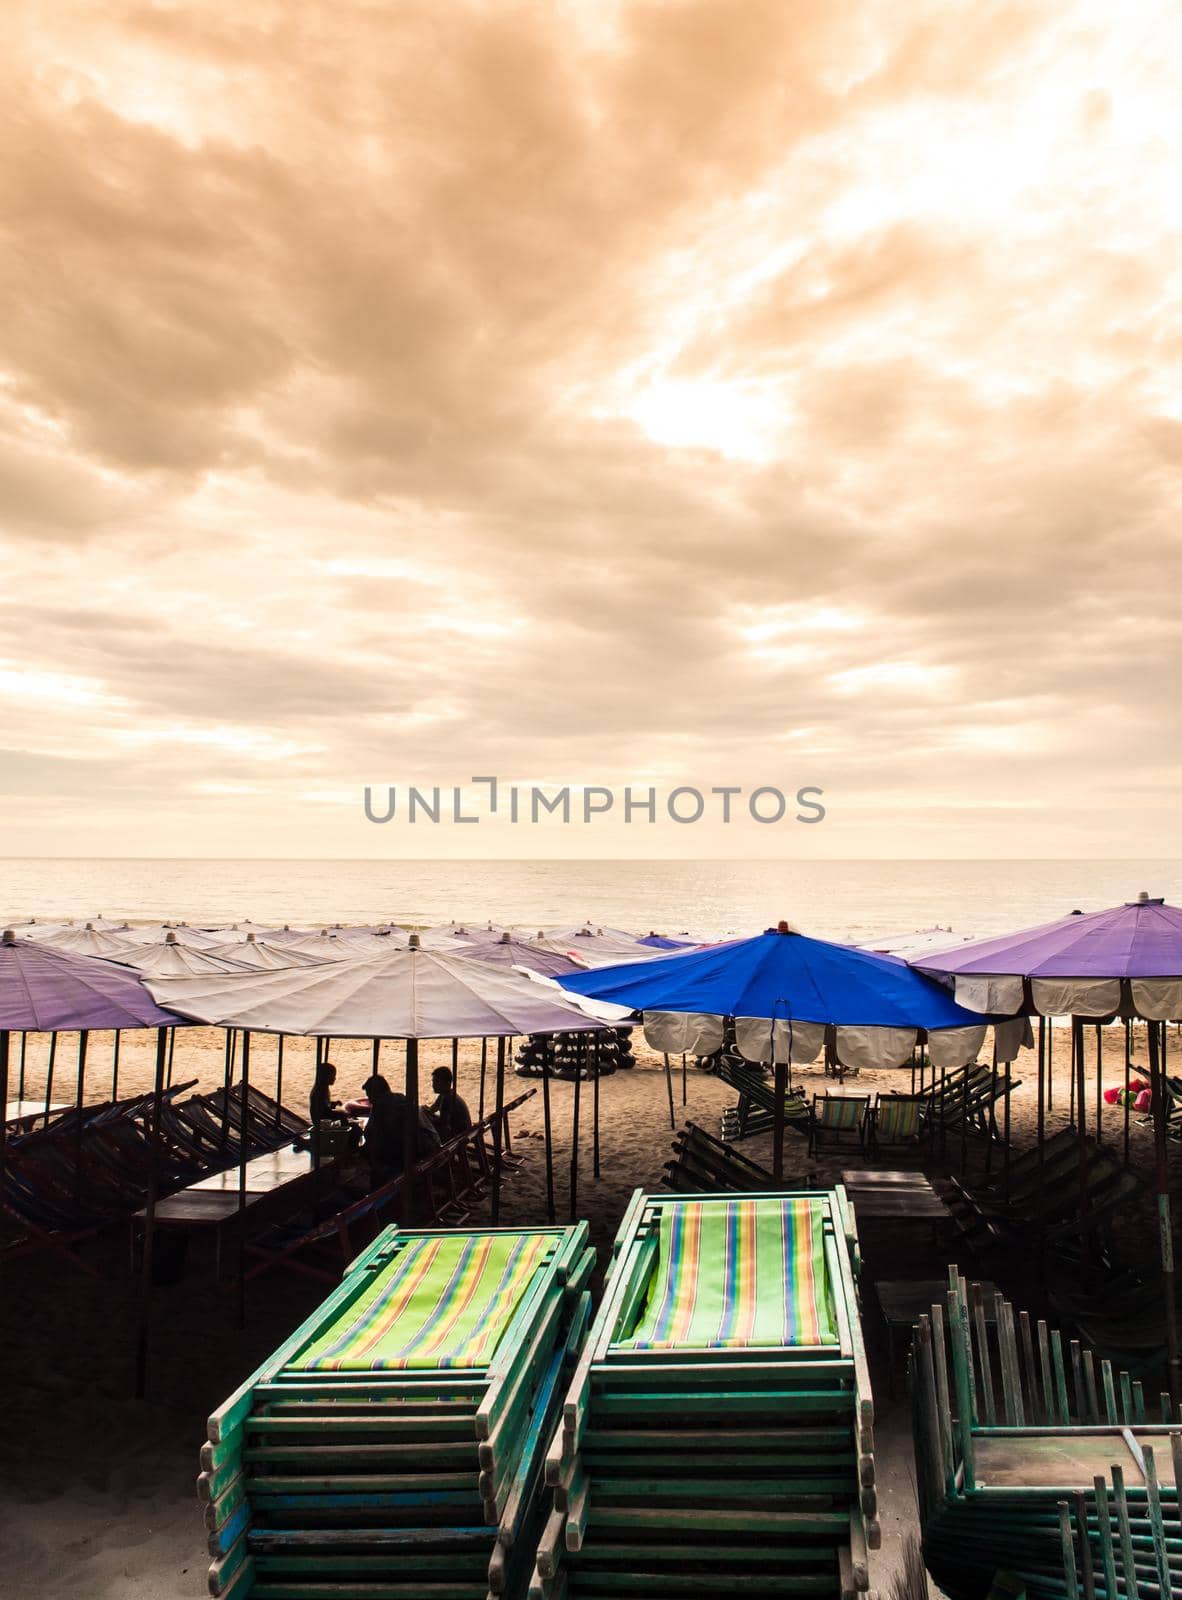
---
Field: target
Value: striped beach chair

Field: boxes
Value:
[869,1093,928,1155]
[809,1093,871,1158]
[199,1221,595,1599]
[534,1188,879,1597]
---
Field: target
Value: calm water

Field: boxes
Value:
[1,858,1178,944]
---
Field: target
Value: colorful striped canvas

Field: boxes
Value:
[294,1231,552,1371]
[616,1198,838,1350]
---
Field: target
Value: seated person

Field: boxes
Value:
[308,1060,360,1156]
[362,1073,441,1183]
[428,1065,473,1142]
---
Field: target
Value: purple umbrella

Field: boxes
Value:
[916,893,1182,1403]
[0,930,182,1031]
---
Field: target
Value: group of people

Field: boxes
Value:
[309,1059,473,1183]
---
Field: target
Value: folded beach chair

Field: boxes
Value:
[910,1268,1182,1600]
[712,1056,812,1143]
[200,1220,595,1600]
[535,1188,878,1598]
[809,1094,871,1159]
[661,1120,776,1193]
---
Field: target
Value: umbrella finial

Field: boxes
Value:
[2,929,15,946]
[408,932,421,950]
[165,931,178,945]
[499,931,511,944]
[246,932,257,942]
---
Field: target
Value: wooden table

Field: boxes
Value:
[876,1276,999,1393]
[133,1147,337,1275]
[839,1168,952,1220]
[6,1099,69,1127]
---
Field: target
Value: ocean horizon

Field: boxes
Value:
[3,857,1178,946]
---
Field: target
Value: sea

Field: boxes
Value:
[1,858,1178,946]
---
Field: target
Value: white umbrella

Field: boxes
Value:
[202,932,336,970]
[102,931,254,978]
[145,939,605,1039]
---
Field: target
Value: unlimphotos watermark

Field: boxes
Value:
[363,779,825,826]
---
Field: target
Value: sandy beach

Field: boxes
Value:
[1,1023,1177,1598]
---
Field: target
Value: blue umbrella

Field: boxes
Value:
[558,923,986,1031]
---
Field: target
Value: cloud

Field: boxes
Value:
[0,0,1180,857]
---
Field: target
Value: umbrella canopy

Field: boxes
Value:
[0,931,184,1031]
[40,922,143,958]
[144,941,607,1039]
[864,926,976,960]
[202,933,334,970]
[103,932,255,978]
[636,933,698,949]
[459,932,584,979]
[557,922,1012,1070]
[914,895,1182,1018]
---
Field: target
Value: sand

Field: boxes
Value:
[1,1022,1177,1598]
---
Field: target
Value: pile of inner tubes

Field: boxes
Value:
[514,1027,635,1081]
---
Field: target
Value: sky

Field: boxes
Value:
[1,0,1180,860]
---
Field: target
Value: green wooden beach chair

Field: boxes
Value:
[198,1220,595,1600]
[909,1268,1182,1600]
[533,1187,878,1598]
[809,1093,871,1159]
[868,1093,929,1155]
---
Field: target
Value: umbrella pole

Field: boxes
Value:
[1148,1021,1181,1408]
[1072,1017,1089,1257]
[542,1045,555,1224]
[110,1029,120,1100]
[491,1037,506,1225]
[772,1061,786,1182]
[593,1035,601,1181]
[404,1038,419,1226]
[1047,1015,1054,1112]
[1094,1023,1103,1146]
[1003,1056,1012,1198]
[166,1026,175,1089]
[17,1032,25,1100]
[0,1030,8,1292]
[1036,1017,1047,1281]
[1123,1018,1132,1167]
[569,1043,581,1223]
[221,1031,233,1150]
[45,1032,57,1121]
[984,1043,998,1177]
[73,1030,88,1216]
[663,1053,675,1132]
[135,1026,168,1398]
[451,1037,459,1097]
[479,1037,487,1122]
[681,1051,687,1106]
[275,1035,284,1127]
[236,1030,250,1330]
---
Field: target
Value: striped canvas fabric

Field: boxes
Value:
[294,1231,552,1371]
[617,1198,838,1351]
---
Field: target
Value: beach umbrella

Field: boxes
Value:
[0,931,184,1032]
[39,922,145,959]
[103,931,256,979]
[863,926,976,959]
[557,920,1016,1175]
[0,930,187,1391]
[146,938,605,1223]
[914,892,1182,1404]
[460,931,585,980]
[636,933,699,949]
[201,933,334,971]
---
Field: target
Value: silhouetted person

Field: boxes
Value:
[429,1066,473,1142]
[363,1073,440,1183]
[310,1060,345,1128]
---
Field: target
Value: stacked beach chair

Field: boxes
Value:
[532,1187,879,1599]
[199,1220,596,1599]
[910,1268,1181,1599]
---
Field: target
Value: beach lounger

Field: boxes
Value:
[712,1056,812,1143]
[661,1120,775,1194]
[809,1094,871,1159]
[909,1269,1181,1600]
[867,1094,928,1156]
[199,1219,595,1600]
[534,1187,878,1598]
